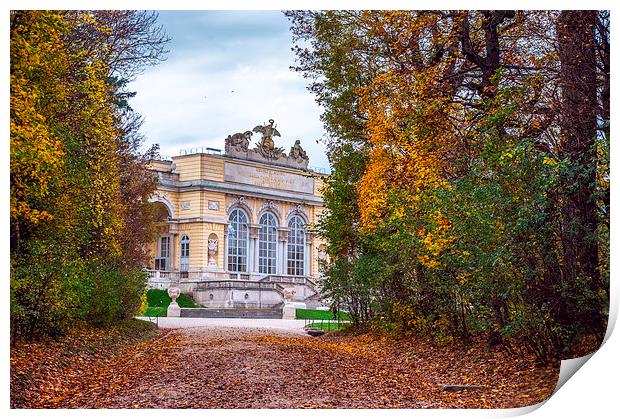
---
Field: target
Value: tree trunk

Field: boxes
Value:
[556,11,604,339]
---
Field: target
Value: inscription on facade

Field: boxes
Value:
[224,162,314,194]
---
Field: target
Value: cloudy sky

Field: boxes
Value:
[127,10,329,170]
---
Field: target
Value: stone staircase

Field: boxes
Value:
[180,307,283,319]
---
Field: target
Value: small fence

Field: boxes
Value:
[179,147,223,156]
[308,165,331,175]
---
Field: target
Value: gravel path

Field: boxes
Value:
[61,326,433,408]
[51,325,557,409]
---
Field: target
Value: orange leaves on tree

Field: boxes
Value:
[355,12,457,234]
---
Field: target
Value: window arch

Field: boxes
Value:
[287,215,306,276]
[180,235,190,272]
[227,208,249,272]
[259,212,278,274]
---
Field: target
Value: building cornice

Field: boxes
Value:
[157,179,324,205]
[170,153,327,178]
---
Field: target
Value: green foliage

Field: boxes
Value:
[315,144,377,324]
[146,288,172,307]
[11,239,89,338]
[143,307,167,317]
[86,266,149,326]
[173,293,200,308]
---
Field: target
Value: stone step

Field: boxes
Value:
[180,308,283,319]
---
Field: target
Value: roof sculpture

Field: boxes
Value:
[225,119,309,169]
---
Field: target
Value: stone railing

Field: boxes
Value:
[146,270,176,279]
[146,270,320,294]
[194,280,285,297]
[308,165,331,175]
[146,269,220,281]
[179,146,223,156]
[228,272,251,281]
[259,274,317,289]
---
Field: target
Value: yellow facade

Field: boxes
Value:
[146,150,326,283]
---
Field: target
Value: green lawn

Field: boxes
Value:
[142,289,200,317]
[296,308,351,321]
[143,306,167,317]
[305,321,349,331]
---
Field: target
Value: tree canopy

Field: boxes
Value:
[287,10,609,362]
[10,11,169,340]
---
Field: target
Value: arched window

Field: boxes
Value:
[228,208,249,272]
[287,215,305,276]
[259,212,278,274]
[180,235,190,272]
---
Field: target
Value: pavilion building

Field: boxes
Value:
[145,120,327,310]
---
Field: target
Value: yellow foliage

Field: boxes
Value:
[11,11,125,258]
[10,11,67,229]
[354,12,474,269]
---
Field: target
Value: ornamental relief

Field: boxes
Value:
[286,204,309,223]
[258,200,283,222]
[226,196,253,216]
[224,119,309,169]
[207,233,218,268]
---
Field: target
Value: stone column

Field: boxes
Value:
[278,227,288,275]
[223,227,229,273]
[169,234,177,271]
[249,224,260,273]
[168,222,179,272]
[304,231,313,277]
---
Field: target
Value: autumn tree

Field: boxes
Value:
[288,10,609,362]
[10,11,68,248]
[10,11,169,339]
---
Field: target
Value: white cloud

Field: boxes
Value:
[127,11,330,170]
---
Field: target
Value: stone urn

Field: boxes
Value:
[281,288,298,320]
[167,285,181,317]
[207,238,218,269]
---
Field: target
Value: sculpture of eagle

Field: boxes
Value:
[252,119,285,158]
[252,119,281,139]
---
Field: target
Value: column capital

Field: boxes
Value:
[249,224,260,239]
[278,227,289,242]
